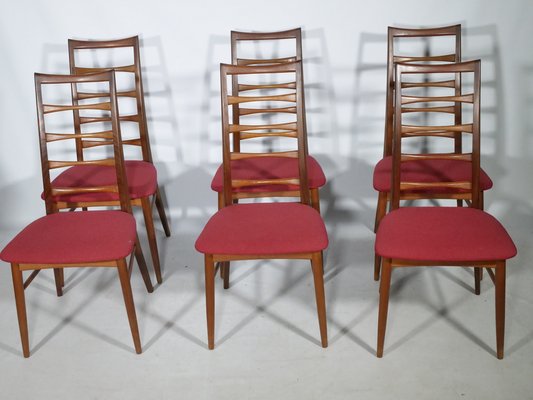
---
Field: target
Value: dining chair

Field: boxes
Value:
[210,28,326,212]
[196,61,328,350]
[373,25,493,280]
[375,60,516,359]
[45,36,170,284]
[0,71,153,357]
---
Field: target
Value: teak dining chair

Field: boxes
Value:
[0,71,153,357]
[375,61,516,359]
[45,36,170,284]
[210,28,326,212]
[196,61,328,350]
[373,25,493,280]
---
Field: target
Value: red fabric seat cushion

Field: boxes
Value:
[373,156,493,192]
[0,211,137,264]
[195,203,328,255]
[46,160,157,203]
[375,207,517,262]
[210,155,326,193]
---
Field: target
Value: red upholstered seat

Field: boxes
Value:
[210,156,326,193]
[373,156,493,192]
[195,203,328,255]
[375,207,517,262]
[0,211,137,264]
[47,160,157,203]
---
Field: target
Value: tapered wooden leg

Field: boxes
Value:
[311,252,328,348]
[223,262,230,289]
[134,238,154,293]
[495,262,506,359]
[205,255,215,350]
[53,268,63,297]
[310,188,321,214]
[373,192,388,282]
[377,258,392,358]
[474,267,482,295]
[11,264,30,358]
[374,191,388,233]
[374,254,382,281]
[155,187,171,237]
[117,259,142,354]
[141,197,162,284]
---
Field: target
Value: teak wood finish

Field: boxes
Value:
[217,28,322,211]
[8,71,153,357]
[376,61,512,359]
[217,28,326,285]
[372,25,494,281]
[46,36,170,284]
[201,61,327,350]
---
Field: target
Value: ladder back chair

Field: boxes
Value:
[373,25,493,280]
[0,71,153,357]
[46,36,170,284]
[196,61,328,350]
[210,28,326,212]
[375,61,516,359]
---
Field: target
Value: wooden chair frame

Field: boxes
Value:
[373,24,486,280]
[203,61,327,349]
[376,60,508,359]
[48,36,171,284]
[8,71,153,357]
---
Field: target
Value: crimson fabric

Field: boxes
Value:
[373,156,493,192]
[0,211,137,264]
[195,203,328,255]
[375,207,517,262]
[210,155,326,193]
[46,160,157,203]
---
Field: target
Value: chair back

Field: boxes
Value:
[391,60,481,210]
[35,71,131,215]
[230,28,303,153]
[385,25,462,157]
[68,36,152,162]
[219,61,310,206]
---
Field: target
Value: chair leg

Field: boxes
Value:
[205,255,215,350]
[11,264,30,358]
[310,188,321,214]
[474,267,482,295]
[374,191,388,233]
[374,254,382,281]
[311,252,328,348]
[495,262,506,359]
[134,237,154,293]
[373,192,387,282]
[155,186,171,237]
[53,268,63,297]
[141,197,163,284]
[116,259,142,354]
[377,258,393,358]
[223,262,230,289]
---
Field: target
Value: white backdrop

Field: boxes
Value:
[1,0,532,228]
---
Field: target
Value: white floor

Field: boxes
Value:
[0,163,532,400]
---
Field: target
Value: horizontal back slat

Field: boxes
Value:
[239,106,297,116]
[46,131,114,142]
[73,65,136,74]
[400,153,472,162]
[228,93,297,105]
[228,122,297,133]
[43,102,111,114]
[401,94,473,105]
[230,151,299,161]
